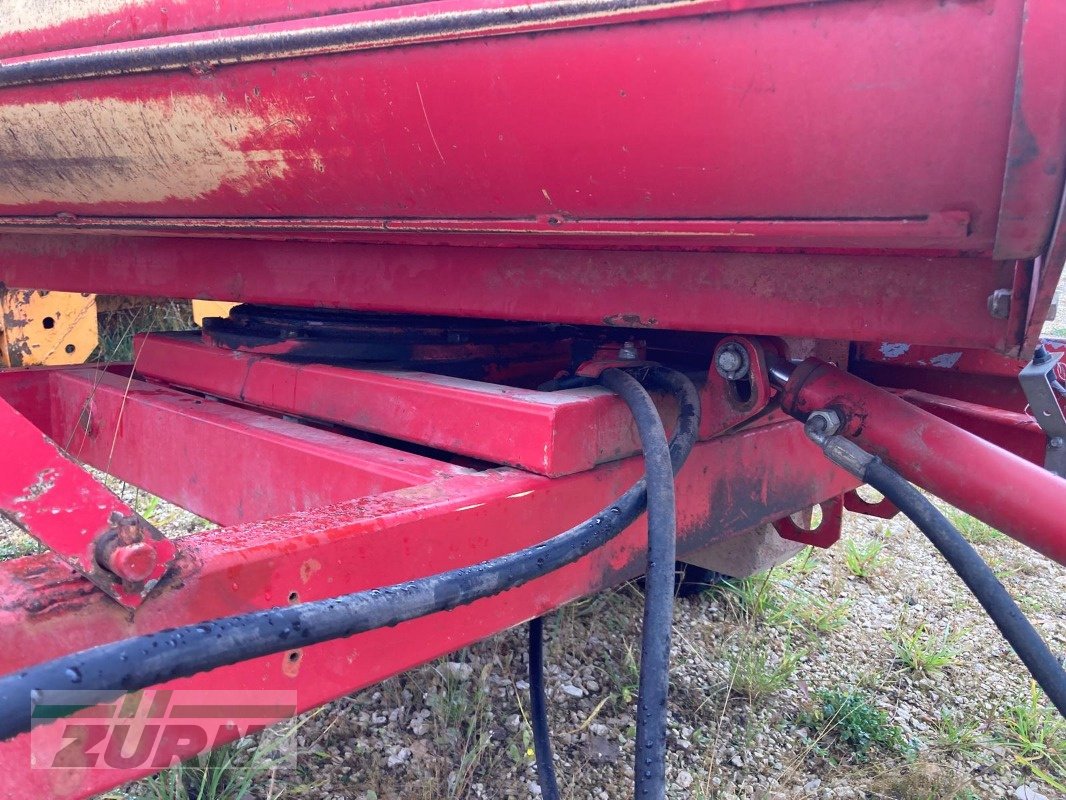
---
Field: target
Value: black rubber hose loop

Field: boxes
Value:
[863,459,1066,718]
[0,367,701,744]
[601,369,677,800]
[529,366,698,800]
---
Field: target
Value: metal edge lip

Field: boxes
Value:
[0,0,827,88]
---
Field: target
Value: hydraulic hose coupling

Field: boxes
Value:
[803,409,874,480]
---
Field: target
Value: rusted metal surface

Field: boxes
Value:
[700,336,777,439]
[0,395,175,607]
[779,359,1066,566]
[0,418,857,798]
[0,213,976,252]
[0,236,1021,349]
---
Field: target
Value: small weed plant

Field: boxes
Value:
[727,639,808,703]
[943,507,1004,545]
[891,621,967,675]
[997,682,1066,792]
[799,688,910,762]
[843,536,889,578]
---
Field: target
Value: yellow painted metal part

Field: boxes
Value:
[0,289,98,366]
[191,300,238,326]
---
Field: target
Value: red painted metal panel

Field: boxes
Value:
[993,0,1066,259]
[0,419,857,798]
[0,0,1025,256]
[850,340,1066,411]
[0,235,1019,349]
[0,368,464,526]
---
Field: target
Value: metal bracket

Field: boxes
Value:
[772,495,844,549]
[0,395,175,607]
[701,336,776,439]
[1019,345,1066,478]
[843,489,899,520]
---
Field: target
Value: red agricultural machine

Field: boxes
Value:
[1,0,1065,796]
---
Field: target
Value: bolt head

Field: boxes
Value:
[717,350,742,372]
[714,343,750,380]
[1051,437,1064,449]
[107,542,158,583]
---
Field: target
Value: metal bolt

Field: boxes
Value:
[106,542,158,583]
[987,288,1012,319]
[618,340,639,360]
[717,350,742,373]
[1050,437,1063,449]
[714,343,750,380]
[804,409,843,444]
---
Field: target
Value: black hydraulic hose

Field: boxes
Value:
[607,370,677,800]
[529,366,696,800]
[528,617,560,800]
[0,366,700,743]
[863,459,1066,718]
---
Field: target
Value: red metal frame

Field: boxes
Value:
[0,337,1062,796]
[0,236,1022,350]
[0,394,174,607]
[0,367,465,527]
[131,332,673,477]
[2,0,1066,793]
[0,360,857,797]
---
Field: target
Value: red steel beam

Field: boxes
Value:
[0,368,464,526]
[131,333,661,476]
[0,419,857,798]
[780,359,1066,566]
[0,234,1018,350]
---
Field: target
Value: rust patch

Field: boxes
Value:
[603,313,659,328]
[299,558,321,584]
[0,95,303,206]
